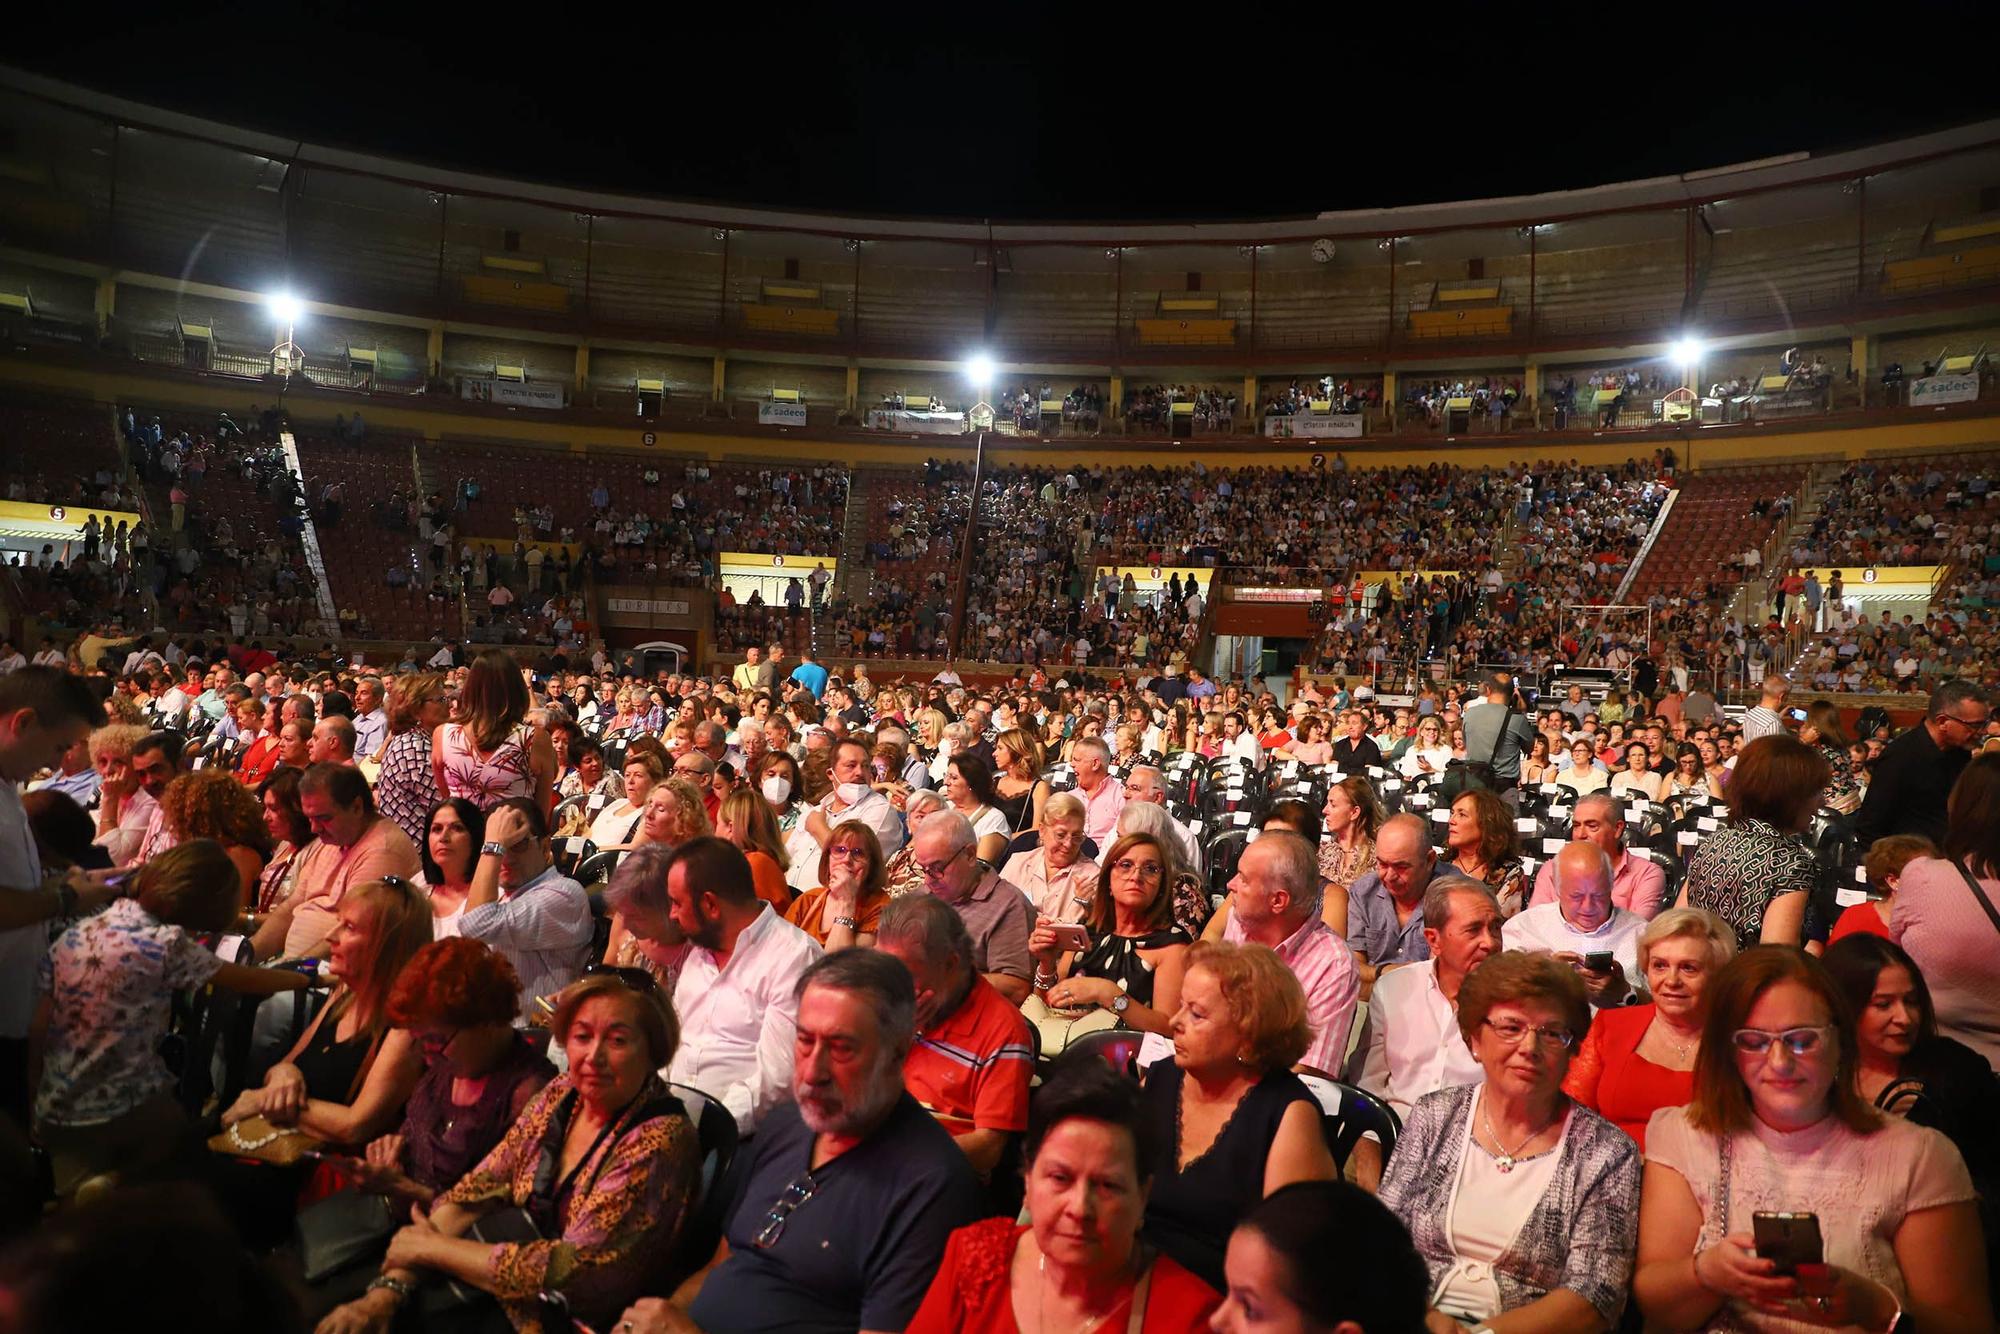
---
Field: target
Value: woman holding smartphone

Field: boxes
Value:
[1634,947,1991,1332]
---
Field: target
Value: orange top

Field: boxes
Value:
[745,849,793,911]
[784,885,889,944]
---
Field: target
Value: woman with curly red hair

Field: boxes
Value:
[159,768,272,901]
[332,936,555,1207]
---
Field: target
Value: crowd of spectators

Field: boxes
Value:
[998,383,1106,433]
[4,618,1997,1334]
[1261,376,1376,417]
[1121,382,1237,430]
[1402,375,1523,427]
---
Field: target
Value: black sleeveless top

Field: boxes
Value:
[1139,1062,1320,1291]
[294,1001,379,1105]
[1073,927,1190,1007]
[992,784,1035,834]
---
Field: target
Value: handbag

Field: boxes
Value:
[1439,703,1516,800]
[1021,993,1122,1059]
[207,1113,323,1167]
[206,999,384,1165]
[296,1188,399,1283]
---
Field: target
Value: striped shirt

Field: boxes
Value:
[457,865,594,1022]
[904,976,1034,1135]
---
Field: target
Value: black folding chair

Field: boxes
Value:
[1317,1079,1402,1172]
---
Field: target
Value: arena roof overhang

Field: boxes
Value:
[4,64,2000,250]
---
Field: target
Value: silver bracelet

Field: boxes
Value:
[367,1274,416,1305]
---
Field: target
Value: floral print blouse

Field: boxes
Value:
[36,898,223,1126]
[438,1072,698,1333]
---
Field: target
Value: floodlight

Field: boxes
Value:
[965,353,995,389]
[268,292,304,325]
[1670,336,1705,367]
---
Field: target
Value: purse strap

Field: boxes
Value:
[1950,861,2000,937]
[1124,1249,1155,1334]
[1716,1131,1733,1243]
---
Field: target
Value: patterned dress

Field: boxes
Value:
[375,729,442,844]
[1320,835,1376,890]
[1682,819,1820,946]
[437,721,537,811]
[438,1072,698,1333]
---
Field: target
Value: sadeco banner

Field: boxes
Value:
[1908,373,1979,406]
[460,376,566,410]
[757,402,808,426]
[1263,413,1363,439]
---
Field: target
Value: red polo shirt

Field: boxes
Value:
[903,976,1033,1136]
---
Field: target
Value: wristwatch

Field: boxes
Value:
[831,915,859,930]
[1111,993,1130,1016]
[481,840,508,858]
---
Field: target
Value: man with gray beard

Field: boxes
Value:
[641,950,983,1334]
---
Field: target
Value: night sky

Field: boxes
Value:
[17,5,2000,222]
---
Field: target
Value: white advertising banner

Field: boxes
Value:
[866,408,968,435]
[460,376,566,410]
[757,402,808,426]
[1908,373,1979,406]
[1263,413,1363,439]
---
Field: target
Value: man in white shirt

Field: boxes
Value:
[784,738,905,891]
[1739,675,1790,742]
[1068,736,1125,849]
[350,676,388,762]
[1346,875,1503,1187]
[1,669,123,1126]
[1504,842,1645,1009]
[1221,711,1261,769]
[665,837,823,1134]
[458,798,594,1016]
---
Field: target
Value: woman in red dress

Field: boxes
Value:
[906,1063,1219,1333]
[1563,906,1736,1148]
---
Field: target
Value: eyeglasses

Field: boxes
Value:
[1482,1017,1576,1050]
[827,845,867,861]
[1109,858,1165,881]
[917,845,971,879]
[1938,712,1992,731]
[581,963,660,994]
[753,1173,819,1248]
[1731,1024,1832,1057]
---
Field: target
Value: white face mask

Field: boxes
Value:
[761,775,792,804]
[834,781,871,806]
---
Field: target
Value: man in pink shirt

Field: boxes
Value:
[251,763,421,960]
[1527,791,1666,919]
[1223,830,1360,1079]
[1069,736,1124,850]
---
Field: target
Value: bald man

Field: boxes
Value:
[1503,842,1645,1009]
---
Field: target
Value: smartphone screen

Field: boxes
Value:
[1583,951,1615,971]
[1752,1211,1824,1274]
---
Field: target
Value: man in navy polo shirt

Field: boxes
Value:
[625,949,983,1334]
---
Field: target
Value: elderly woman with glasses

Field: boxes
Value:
[1634,947,1992,1334]
[784,820,889,950]
[1027,832,1191,1052]
[1380,950,1642,1334]
[327,969,697,1334]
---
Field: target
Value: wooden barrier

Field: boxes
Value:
[741,304,840,335]
[1134,317,1236,345]
[1881,245,2000,294]
[461,273,571,313]
[1408,307,1512,337]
